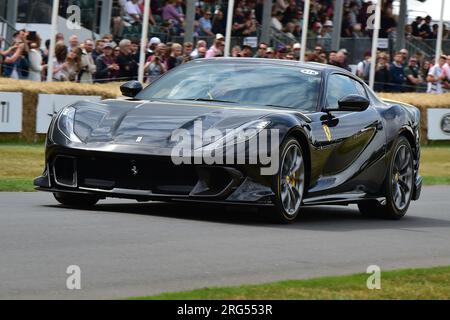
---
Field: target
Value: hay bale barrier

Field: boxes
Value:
[0,78,120,142]
[0,78,449,142]
[379,92,450,143]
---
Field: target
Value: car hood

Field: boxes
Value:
[72,99,277,148]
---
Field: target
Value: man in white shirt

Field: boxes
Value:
[80,39,97,84]
[191,40,207,59]
[427,55,447,94]
[443,55,450,91]
[271,11,283,31]
[125,0,142,24]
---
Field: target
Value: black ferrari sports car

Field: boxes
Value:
[34,58,422,223]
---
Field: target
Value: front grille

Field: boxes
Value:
[76,154,197,195]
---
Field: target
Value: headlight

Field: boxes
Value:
[57,106,82,143]
[56,106,107,143]
[201,120,271,150]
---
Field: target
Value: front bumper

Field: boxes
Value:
[34,147,275,205]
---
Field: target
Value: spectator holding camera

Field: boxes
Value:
[1,40,27,79]
[145,43,167,83]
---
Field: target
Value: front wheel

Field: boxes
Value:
[269,138,306,223]
[358,136,414,219]
[53,192,100,207]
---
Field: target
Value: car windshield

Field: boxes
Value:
[136,60,321,111]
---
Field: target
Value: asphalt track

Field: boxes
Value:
[0,186,449,299]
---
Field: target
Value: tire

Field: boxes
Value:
[268,137,306,223]
[53,192,100,207]
[358,136,414,219]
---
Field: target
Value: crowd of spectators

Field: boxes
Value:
[1,27,448,93]
[113,1,448,43]
[356,49,450,93]
[0,0,449,93]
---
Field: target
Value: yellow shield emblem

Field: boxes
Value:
[323,124,332,142]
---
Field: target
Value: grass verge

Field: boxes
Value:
[0,144,449,191]
[132,265,450,300]
[0,178,35,192]
[0,144,44,191]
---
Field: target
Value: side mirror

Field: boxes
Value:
[120,81,143,98]
[337,94,370,111]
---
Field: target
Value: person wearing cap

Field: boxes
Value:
[323,20,333,28]
[147,37,161,59]
[265,47,275,59]
[276,46,287,59]
[205,37,225,58]
[95,42,119,83]
[321,20,333,39]
[292,43,301,60]
[144,43,167,83]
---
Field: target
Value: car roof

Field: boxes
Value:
[192,57,351,75]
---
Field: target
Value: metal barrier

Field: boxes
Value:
[0,16,17,49]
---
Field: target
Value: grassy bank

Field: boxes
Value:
[0,144,44,191]
[0,144,449,191]
[133,265,450,300]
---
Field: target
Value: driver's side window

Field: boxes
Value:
[326,74,366,109]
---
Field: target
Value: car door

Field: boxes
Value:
[308,73,386,195]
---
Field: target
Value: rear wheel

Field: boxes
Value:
[53,192,100,207]
[358,136,414,219]
[269,138,305,223]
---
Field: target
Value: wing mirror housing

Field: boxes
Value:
[335,94,370,112]
[120,81,143,98]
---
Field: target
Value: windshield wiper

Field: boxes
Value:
[182,98,237,104]
[263,104,290,109]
